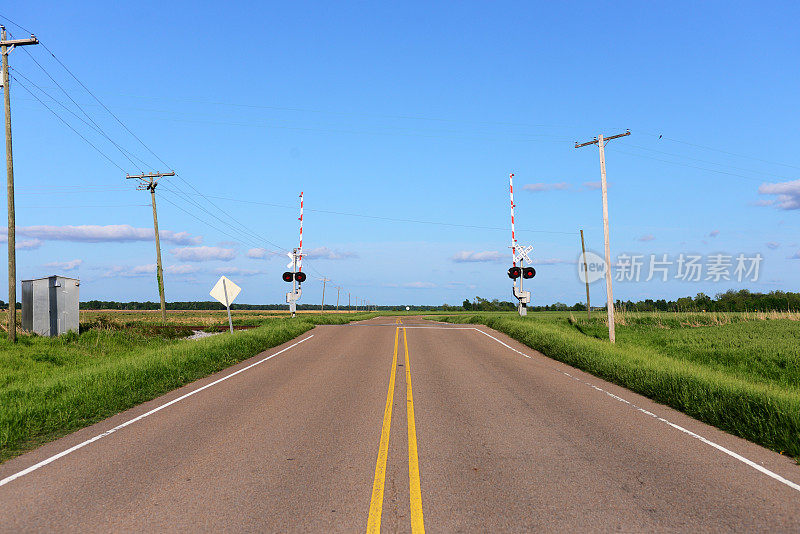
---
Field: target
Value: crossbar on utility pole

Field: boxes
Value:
[2,27,39,342]
[575,130,629,343]
[127,171,175,323]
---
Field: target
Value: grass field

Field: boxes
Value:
[0,311,377,462]
[438,311,800,458]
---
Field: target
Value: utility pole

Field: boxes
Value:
[319,277,330,312]
[336,286,340,312]
[575,130,629,343]
[2,27,39,342]
[580,229,591,319]
[348,292,351,313]
[127,171,175,323]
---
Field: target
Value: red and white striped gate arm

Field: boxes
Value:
[509,173,516,266]
[298,191,304,272]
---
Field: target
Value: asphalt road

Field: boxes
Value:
[1,316,799,532]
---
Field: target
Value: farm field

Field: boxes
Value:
[439,311,800,457]
[79,308,362,328]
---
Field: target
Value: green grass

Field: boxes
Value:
[437,311,800,458]
[0,312,377,462]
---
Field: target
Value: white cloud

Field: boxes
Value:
[246,247,280,259]
[6,225,201,245]
[522,182,570,192]
[758,180,800,210]
[131,264,156,275]
[0,235,43,249]
[403,281,437,289]
[213,267,263,276]
[16,239,42,250]
[170,246,236,262]
[167,264,201,275]
[303,246,357,260]
[637,234,655,242]
[102,263,200,277]
[533,258,576,265]
[43,259,83,271]
[451,250,505,263]
[583,181,603,190]
[767,242,780,250]
[709,230,720,237]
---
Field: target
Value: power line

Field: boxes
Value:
[159,184,290,252]
[163,192,578,235]
[18,203,151,208]
[605,145,766,183]
[157,189,282,254]
[10,67,149,171]
[623,143,797,181]
[23,35,297,259]
[13,78,127,172]
[0,13,32,34]
[15,51,149,171]
[638,130,800,172]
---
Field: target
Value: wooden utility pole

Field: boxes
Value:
[335,286,340,312]
[580,229,591,319]
[127,171,175,322]
[319,277,331,311]
[575,130,629,343]
[2,27,39,342]
[348,292,351,313]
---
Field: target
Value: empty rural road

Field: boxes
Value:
[1,317,799,532]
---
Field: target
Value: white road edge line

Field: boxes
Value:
[0,335,315,488]
[472,327,800,494]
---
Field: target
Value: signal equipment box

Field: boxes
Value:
[21,275,80,337]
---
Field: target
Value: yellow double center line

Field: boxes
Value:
[366,323,425,533]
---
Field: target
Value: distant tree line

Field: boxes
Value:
[79,300,445,312]
[464,290,800,313]
[618,290,800,313]
[65,289,800,313]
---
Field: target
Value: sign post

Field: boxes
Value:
[210,276,241,333]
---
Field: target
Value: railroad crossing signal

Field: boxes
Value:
[508,266,535,280]
[282,271,306,283]
[512,245,533,265]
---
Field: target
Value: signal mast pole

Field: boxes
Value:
[127,171,175,323]
[509,173,521,310]
[508,173,533,316]
[2,27,39,342]
[284,192,304,318]
[575,130,630,343]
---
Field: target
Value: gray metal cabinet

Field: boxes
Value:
[21,276,80,336]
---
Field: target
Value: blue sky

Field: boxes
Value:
[2,1,800,306]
